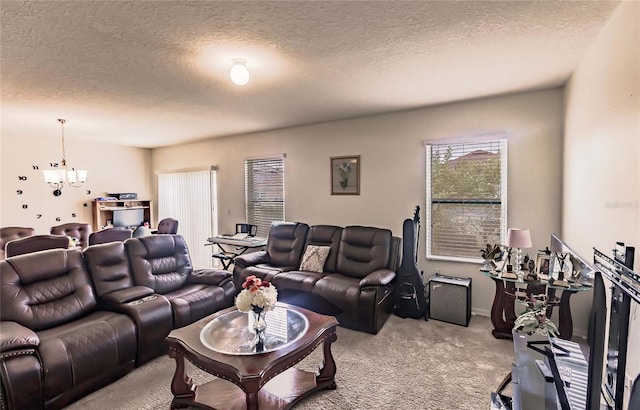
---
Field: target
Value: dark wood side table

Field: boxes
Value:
[166,302,338,410]
[480,271,592,340]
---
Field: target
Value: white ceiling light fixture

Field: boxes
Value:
[230,58,250,86]
[42,119,88,196]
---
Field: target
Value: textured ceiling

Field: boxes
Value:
[1,1,621,148]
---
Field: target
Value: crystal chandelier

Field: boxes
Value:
[42,119,87,196]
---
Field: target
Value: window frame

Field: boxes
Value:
[425,137,508,263]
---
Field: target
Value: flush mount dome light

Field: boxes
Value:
[230,58,250,86]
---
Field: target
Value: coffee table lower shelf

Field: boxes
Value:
[172,367,335,410]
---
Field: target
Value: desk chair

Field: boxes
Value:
[50,223,92,249]
[5,234,70,258]
[1,226,35,259]
[89,228,132,245]
[157,218,179,234]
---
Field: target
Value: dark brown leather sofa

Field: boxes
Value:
[0,234,235,410]
[233,222,401,334]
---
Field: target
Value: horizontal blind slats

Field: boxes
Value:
[427,140,507,260]
[245,157,285,237]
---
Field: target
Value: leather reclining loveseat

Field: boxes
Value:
[0,234,235,410]
[233,222,401,334]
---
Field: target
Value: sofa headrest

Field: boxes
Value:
[0,248,96,331]
[336,226,392,279]
[266,222,309,267]
[0,226,35,259]
[305,225,343,272]
[125,234,192,294]
[50,223,92,249]
[84,242,134,298]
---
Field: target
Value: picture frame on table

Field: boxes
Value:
[536,254,551,276]
[331,155,360,195]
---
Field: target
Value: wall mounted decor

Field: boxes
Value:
[331,155,360,195]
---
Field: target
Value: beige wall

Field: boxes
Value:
[564,1,639,404]
[153,88,565,329]
[0,132,152,234]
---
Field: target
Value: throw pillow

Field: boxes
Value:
[299,245,331,273]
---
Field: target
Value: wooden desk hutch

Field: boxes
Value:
[91,199,153,231]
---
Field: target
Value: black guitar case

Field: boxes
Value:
[394,206,429,320]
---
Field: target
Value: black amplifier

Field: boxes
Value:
[428,274,472,326]
[109,193,138,200]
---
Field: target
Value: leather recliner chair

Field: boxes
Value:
[0,248,137,410]
[83,242,174,365]
[125,235,236,328]
[88,227,132,245]
[232,222,310,289]
[4,234,70,258]
[0,226,35,259]
[311,226,398,333]
[50,223,92,249]
[156,218,179,234]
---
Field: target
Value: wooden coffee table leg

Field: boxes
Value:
[245,390,259,410]
[168,347,196,408]
[316,330,338,389]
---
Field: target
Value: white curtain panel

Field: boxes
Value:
[158,168,218,268]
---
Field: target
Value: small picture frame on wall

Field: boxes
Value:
[331,155,360,195]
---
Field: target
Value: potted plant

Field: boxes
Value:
[479,243,504,272]
[513,292,559,336]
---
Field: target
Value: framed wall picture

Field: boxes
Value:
[331,155,360,195]
[536,254,551,276]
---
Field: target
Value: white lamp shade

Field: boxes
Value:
[230,59,249,86]
[43,169,66,184]
[506,228,532,248]
[76,169,88,183]
[67,169,88,183]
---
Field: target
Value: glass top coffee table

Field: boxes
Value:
[166,302,339,410]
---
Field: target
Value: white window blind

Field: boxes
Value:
[158,168,218,268]
[426,139,507,262]
[245,156,285,237]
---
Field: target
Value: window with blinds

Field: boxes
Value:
[426,139,507,262]
[245,156,285,237]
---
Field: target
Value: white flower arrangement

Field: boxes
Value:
[235,275,278,313]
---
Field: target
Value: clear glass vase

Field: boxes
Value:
[250,307,267,351]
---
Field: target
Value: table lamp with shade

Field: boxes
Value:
[506,228,532,280]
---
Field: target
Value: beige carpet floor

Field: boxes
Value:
[65,314,514,409]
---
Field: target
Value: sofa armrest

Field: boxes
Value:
[233,250,269,269]
[0,322,43,410]
[188,269,232,286]
[0,321,39,352]
[101,286,155,305]
[359,269,396,287]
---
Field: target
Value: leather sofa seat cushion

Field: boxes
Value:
[164,282,236,328]
[312,273,362,315]
[236,264,296,286]
[265,222,309,267]
[1,249,97,331]
[304,225,343,273]
[37,310,136,402]
[273,270,325,293]
[336,226,392,279]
